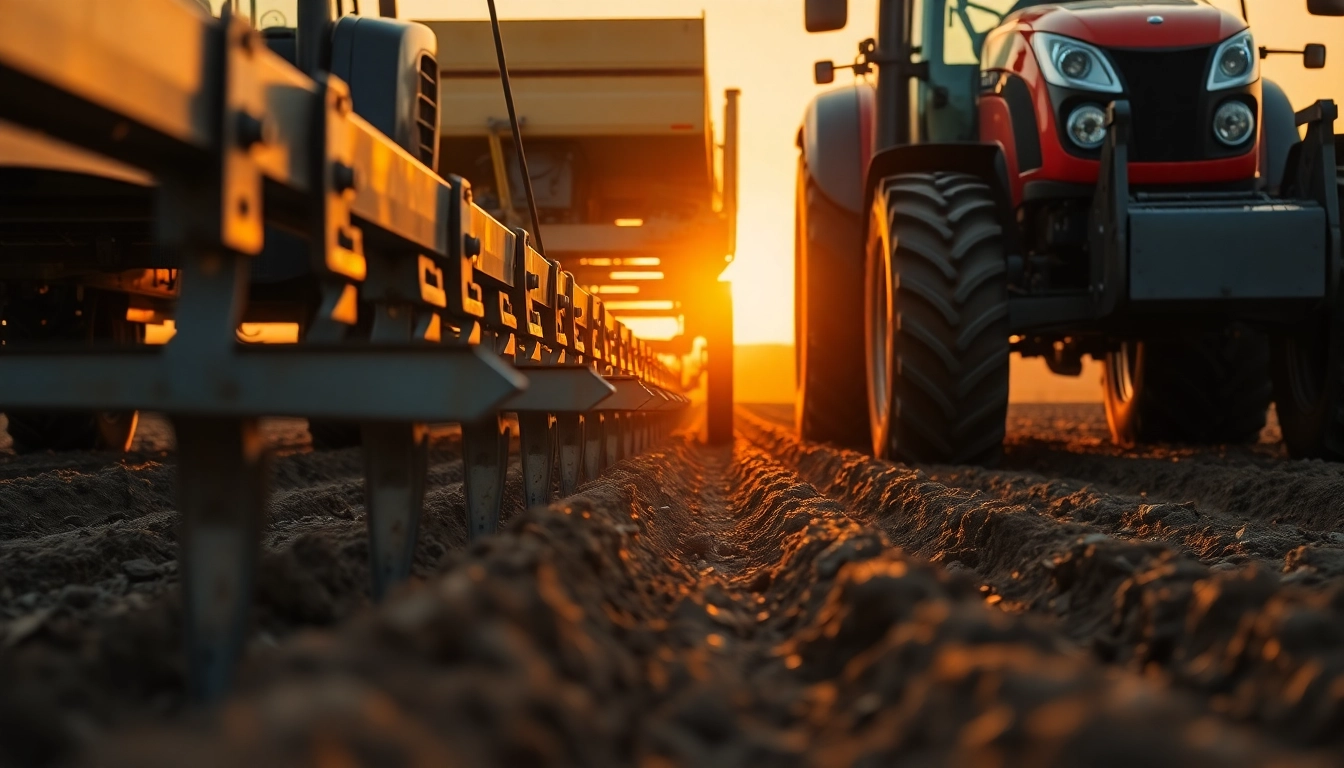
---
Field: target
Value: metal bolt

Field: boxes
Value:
[526,272,539,290]
[464,235,482,259]
[236,112,267,148]
[332,162,356,192]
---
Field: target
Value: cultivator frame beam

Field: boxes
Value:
[0,0,686,700]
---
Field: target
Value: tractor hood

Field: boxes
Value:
[1012,1,1247,49]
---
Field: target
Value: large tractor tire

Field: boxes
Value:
[866,172,1010,466]
[1103,331,1272,446]
[794,161,868,448]
[307,420,363,451]
[1268,133,1344,460]
[705,280,734,444]
[1271,318,1344,461]
[4,288,141,452]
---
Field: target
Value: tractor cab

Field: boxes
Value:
[816,0,1039,141]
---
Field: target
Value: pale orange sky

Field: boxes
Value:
[401,0,1344,344]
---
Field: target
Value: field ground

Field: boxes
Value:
[2,403,1342,766]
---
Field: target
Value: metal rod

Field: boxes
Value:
[485,0,546,255]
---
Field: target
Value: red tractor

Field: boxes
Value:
[796,0,1344,463]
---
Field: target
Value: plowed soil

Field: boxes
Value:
[1,404,1343,766]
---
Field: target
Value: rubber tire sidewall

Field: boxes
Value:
[1102,343,1145,448]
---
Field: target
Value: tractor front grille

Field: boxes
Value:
[1106,46,1212,163]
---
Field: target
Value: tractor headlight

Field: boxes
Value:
[1030,32,1121,93]
[1208,31,1259,90]
[1067,104,1108,149]
[1213,100,1255,146]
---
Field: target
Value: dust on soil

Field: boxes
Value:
[0,406,1341,765]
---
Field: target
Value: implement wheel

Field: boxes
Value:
[1104,331,1271,447]
[4,288,141,452]
[795,160,868,448]
[866,172,1010,465]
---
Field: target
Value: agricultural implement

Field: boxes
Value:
[428,18,739,444]
[0,0,690,698]
[796,0,1344,463]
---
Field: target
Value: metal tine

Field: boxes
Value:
[584,412,605,483]
[361,297,430,600]
[511,229,559,509]
[150,80,268,697]
[556,412,584,495]
[362,421,428,598]
[518,411,555,508]
[623,411,636,457]
[463,414,511,541]
[606,411,623,467]
[175,415,267,702]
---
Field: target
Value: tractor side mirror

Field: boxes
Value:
[1308,0,1344,15]
[1304,43,1328,68]
[805,0,848,32]
[814,60,836,84]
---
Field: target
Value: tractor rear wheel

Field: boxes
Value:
[866,172,1010,466]
[794,161,868,448]
[1271,317,1344,460]
[1103,331,1271,446]
[4,288,142,453]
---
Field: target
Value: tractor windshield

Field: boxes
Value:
[942,0,1021,64]
[208,0,299,26]
[207,0,367,26]
[942,0,1106,64]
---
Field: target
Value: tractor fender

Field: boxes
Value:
[1261,78,1297,194]
[862,143,1019,254]
[797,84,875,214]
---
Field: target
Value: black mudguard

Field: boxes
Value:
[797,85,873,214]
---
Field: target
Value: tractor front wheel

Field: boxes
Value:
[866,172,1010,465]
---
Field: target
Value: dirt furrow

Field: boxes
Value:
[741,410,1344,750]
[915,462,1344,579]
[0,433,1315,765]
[1005,436,1344,534]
